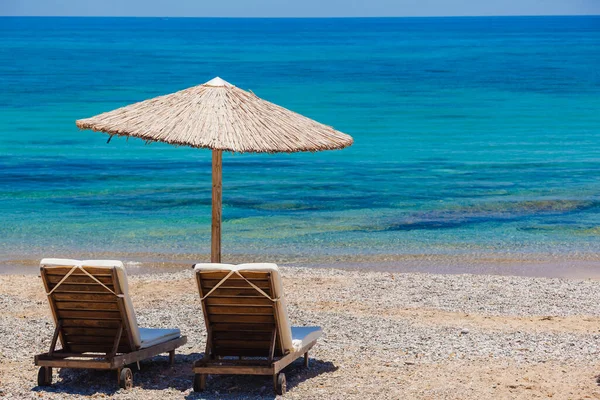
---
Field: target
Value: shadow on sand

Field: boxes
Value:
[184,356,338,399]
[31,352,337,398]
[31,353,201,396]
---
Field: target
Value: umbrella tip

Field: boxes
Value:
[204,77,234,87]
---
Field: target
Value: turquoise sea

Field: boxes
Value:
[1,16,600,275]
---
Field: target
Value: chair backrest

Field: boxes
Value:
[194,263,294,358]
[40,258,142,354]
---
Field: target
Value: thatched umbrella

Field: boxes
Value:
[76,77,353,262]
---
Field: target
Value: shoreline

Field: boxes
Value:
[3,251,600,279]
[1,266,600,398]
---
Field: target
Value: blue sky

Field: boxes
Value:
[1,0,599,17]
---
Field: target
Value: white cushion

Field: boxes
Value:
[194,263,236,271]
[40,259,141,348]
[139,328,181,349]
[40,258,82,266]
[291,326,322,351]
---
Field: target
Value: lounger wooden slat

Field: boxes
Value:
[52,293,118,302]
[206,305,274,315]
[211,323,277,332]
[192,263,323,395]
[202,279,271,285]
[61,319,122,329]
[66,344,133,353]
[43,266,116,275]
[200,271,271,280]
[57,310,122,319]
[204,297,273,306]
[201,280,272,289]
[54,301,120,311]
[205,288,273,297]
[64,335,125,344]
[48,284,116,293]
[62,327,123,336]
[213,331,272,341]
[34,258,187,390]
[213,339,273,348]
[209,314,276,323]
[45,275,115,284]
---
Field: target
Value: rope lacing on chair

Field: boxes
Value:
[200,269,279,302]
[46,264,124,297]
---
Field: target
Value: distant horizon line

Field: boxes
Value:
[1,14,599,19]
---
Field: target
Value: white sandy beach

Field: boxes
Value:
[1,266,600,399]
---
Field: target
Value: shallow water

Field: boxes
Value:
[1,16,600,275]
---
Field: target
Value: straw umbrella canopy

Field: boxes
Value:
[76,77,353,262]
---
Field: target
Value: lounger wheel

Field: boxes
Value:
[193,373,207,392]
[276,372,287,395]
[37,367,52,386]
[119,367,133,390]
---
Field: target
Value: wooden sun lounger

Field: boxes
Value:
[192,263,323,395]
[34,259,187,389]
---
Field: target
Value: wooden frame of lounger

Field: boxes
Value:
[34,265,187,388]
[193,269,317,395]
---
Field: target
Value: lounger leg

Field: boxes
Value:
[169,350,175,366]
[304,351,309,368]
[193,374,206,392]
[48,321,62,356]
[274,372,287,395]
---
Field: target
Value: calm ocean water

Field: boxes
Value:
[1,16,600,271]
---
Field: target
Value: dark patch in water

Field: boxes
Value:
[49,196,213,211]
[384,218,486,231]
[382,200,598,232]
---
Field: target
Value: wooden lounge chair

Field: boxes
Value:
[34,258,187,389]
[192,263,323,395]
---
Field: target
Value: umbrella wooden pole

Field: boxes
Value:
[211,149,222,263]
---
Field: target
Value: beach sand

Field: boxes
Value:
[1,266,600,399]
